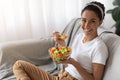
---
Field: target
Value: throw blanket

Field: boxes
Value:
[62,18,81,46]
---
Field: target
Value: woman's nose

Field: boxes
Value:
[84,22,90,28]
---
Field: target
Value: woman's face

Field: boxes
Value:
[80,10,103,36]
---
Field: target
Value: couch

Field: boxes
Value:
[0,18,120,80]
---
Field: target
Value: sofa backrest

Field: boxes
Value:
[100,32,120,80]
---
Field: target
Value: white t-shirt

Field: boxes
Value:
[65,33,108,80]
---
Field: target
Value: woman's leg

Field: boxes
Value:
[13,60,57,80]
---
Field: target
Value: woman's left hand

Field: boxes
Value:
[56,57,74,65]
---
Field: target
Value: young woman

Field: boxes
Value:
[13,1,108,80]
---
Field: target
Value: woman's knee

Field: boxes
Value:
[13,60,26,71]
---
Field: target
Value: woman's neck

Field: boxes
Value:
[83,34,98,43]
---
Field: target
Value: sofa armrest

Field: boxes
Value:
[0,37,55,79]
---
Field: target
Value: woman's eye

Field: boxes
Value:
[81,19,86,22]
[91,20,95,23]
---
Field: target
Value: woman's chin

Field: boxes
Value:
[84,31,92,35]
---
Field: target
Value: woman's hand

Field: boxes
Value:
[53,31,66,46]
[55,57,74,65]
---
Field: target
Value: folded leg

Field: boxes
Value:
[13,60,57,80]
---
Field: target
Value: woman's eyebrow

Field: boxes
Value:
[91,18,97,20]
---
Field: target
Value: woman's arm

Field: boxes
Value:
[69,58,105,80]
[92,63,105,80]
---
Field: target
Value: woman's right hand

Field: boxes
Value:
[53,31,66,46]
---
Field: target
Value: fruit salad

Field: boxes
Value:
[49,46,72,61]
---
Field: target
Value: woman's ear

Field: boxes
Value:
[99,20,103,25]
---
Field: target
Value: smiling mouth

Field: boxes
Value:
[84,29,92,32]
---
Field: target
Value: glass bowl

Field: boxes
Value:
[49,46,71,61]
